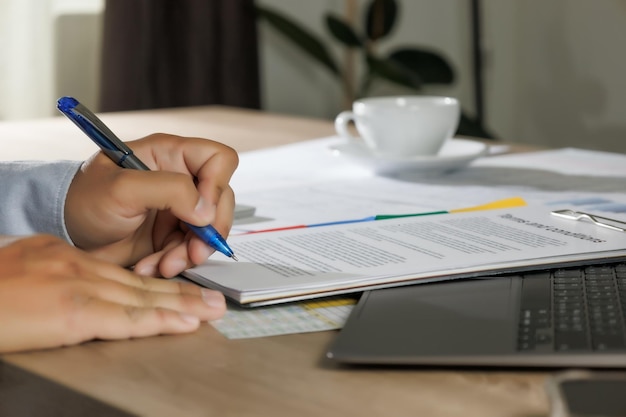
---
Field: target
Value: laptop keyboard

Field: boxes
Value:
[517,263,626,352]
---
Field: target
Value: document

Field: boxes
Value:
[184,206,626,306]
[211,296,356,339]
[230,137,626,235]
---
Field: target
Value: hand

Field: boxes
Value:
[0,235,226,353]
[65,134,239,277]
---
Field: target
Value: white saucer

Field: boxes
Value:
[329,138,489,175]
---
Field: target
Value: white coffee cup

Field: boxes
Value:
[334,96,460,157]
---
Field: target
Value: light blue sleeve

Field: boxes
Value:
[0,161,82,241]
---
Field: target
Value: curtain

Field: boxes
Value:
[99,0,260,112]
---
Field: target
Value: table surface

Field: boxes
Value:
[0,106,550,417]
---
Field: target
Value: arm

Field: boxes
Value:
[0,133,237,353]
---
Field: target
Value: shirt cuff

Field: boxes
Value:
[0,161,82,242]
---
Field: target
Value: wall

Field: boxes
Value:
[0,0,103,120]
[0,0,54,120]
[257,0,473,121]
[483,0,626,152]
[257,0,626,153]
[2,1,626,153]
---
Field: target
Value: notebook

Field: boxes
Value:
[184,206,626,307]
[326,261,626,367]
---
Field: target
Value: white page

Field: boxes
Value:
[231,137,626,191]
[231,137,626,234]
[472,147,626,177]
[232,176,626,232]
[185,206,626,305]
[231,136,370,194]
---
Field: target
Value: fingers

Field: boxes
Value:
[193,148,239,220]
[65,301,203,345]
[66,133,239,270]
[77,259,226,317]
[0,235,228,353]
[128,134,239,226]
[211,185,236,237]
[186,185,235,264]
[180,185,235,266]
[106,139,237,234]
[136,234,212,278]
[85,277,226,321]
[134,186,236,277]
[66,279,226,344]
[18,236,227,319]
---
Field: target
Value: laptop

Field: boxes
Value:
[326,262,626,367]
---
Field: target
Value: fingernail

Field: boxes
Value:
[195,197,216,219]
[168,258,187,275]
[198,246,214,262]
[201,289,225,308]
[134,264,157,277]
[180,313,200,325]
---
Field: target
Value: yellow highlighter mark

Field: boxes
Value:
[450,196,527,213]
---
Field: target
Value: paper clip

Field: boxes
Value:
[551,209,626,233]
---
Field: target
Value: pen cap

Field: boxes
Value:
[57,96,136,164]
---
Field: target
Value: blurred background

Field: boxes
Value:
[1,0,626,152]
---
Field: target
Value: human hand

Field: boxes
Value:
[65,134,239,277]
[0,235,226,354]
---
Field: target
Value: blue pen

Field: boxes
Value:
[57,96,238,261]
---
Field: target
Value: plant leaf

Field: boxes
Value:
[388,48,455,84]
[357,72,374,98]
[257,6,340,76]
[366,54,422,90]
[325,13,363,48]
[365,0,398,41]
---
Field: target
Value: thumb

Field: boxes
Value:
[113,170,215,226]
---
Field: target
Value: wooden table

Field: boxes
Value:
[0,106,550,417]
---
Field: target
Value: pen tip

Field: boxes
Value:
[231,254,239,262]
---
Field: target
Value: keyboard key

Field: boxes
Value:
[592,334,626,350]
[555,332,589,351]
[517,263,626,354]
[520,273,551,310]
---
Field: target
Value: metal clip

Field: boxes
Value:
[551,209,626,233]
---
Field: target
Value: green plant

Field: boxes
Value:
[256,0,493,139]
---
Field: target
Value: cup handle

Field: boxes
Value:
[334,111,359,141]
